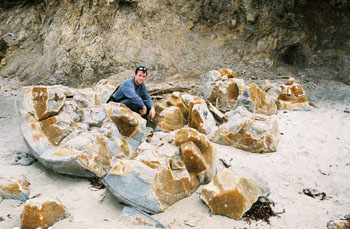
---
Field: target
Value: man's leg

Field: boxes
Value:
[120,99,140,113]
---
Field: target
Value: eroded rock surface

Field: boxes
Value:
[277,78,309,110]
[200,169,264,220]
[21,196,69,229]
[0,176,30,201]
[16,85,146,177]
[213,106,279,153]
[103,127,217,213]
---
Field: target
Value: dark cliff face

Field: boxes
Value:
[0,0,349,86]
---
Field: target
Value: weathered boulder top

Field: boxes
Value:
[103,127,217,214]
[15,85,147,178]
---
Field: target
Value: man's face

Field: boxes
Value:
[134,70,147,86]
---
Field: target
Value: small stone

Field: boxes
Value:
[11,152,35,166]
[121,206,165,228]
[344,108,350,113]
[327,214,350,229]
[0,176,30,201]
[21,196,69,229]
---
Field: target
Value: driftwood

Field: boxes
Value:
[205,100,228,123]
[148,86,191,96]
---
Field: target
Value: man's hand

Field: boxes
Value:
[140,106,147,116]
[148,107,155,119]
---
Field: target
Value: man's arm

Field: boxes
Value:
[141,84,154,109]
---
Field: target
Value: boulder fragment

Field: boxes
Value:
[188,97,218,136]
[121,206,165,228]
[21,196,69,229]
[154,92,189,131]
[207,78,245,109]
[277,78,309,110]
[327,215,350,229]
[213,106,279,153]
[237,83,278,116]
[200,169,264,220]
[0,176,30,201]
[104,128,217,213]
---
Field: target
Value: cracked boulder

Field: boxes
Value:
[0,176,30,201]
[21,196,69,229]
[237,83,278,116]
[103,127,217,213]
[277,78,309,110]
[16,85,146,178]
[212,106,279,153]
[200,169,265,220]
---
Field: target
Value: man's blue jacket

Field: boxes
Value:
[112,78,154,113]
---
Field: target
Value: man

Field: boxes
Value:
[111,66,155,119]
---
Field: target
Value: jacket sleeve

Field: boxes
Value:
[119,82,145,110]
[141,84,154,109]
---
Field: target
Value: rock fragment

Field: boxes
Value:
[154,92,189,131]
[188,97,218,136]
[121,206,165,228]
[200,169,264,220]
[237,84,278,116]
[21,196,69,229]
[0,176,30,201]
[277,78,309,110]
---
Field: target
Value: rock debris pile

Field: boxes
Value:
[11,68,310,226]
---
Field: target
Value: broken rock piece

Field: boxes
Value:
[237,83,278,116]
[153,92,189,131]
[213,106,279,153]
[188,97,218,136]
[21,196,69,229]
[200,169,264,220]
[0,176,30,201]
[277,78,309,110]
[121,206,165,228]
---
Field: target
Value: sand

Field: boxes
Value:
[0,77,349,228]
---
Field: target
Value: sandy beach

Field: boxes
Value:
[0,77,349,228]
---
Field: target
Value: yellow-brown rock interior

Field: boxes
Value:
[200,169,264,220]
[154,92,189,131]
[247,83,278,116]
[21,198,68,229]
[175,128,217,183]
[104,103,141,138]
[277,78,309,110]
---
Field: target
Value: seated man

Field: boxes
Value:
[111,66,155,119]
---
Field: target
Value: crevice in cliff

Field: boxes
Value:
[0,0,45,9]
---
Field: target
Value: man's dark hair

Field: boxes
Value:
[135,66,147,75]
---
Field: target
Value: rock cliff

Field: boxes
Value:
[0,0,349,86]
